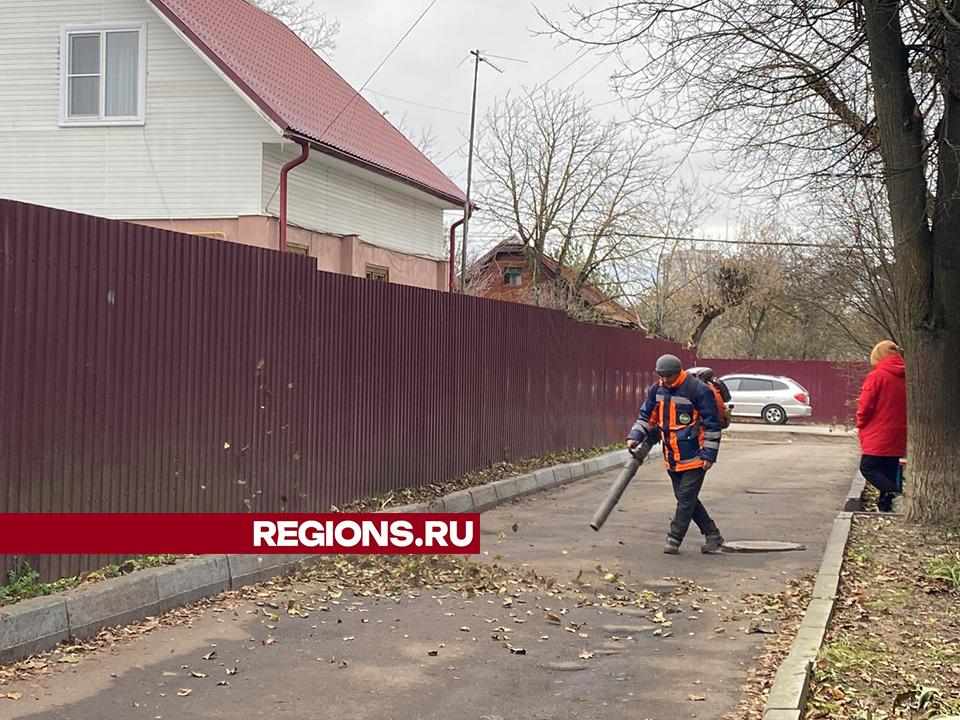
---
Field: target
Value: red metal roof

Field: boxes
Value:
[148,0,466,206]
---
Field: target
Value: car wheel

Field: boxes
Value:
[762,404,787,425]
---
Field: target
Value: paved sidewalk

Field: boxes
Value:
[725,422,856,437]
[0,437,858,720]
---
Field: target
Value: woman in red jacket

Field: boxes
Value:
[856,341,907,512]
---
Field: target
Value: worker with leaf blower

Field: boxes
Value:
[627,354,725,555]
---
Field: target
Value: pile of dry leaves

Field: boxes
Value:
[724,575,816,720]
[807,516,960,719]
[337,444,623,512]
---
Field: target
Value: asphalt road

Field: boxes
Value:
[1,435,858,720]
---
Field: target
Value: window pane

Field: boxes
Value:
[105,31,139,117]
[740,379,770,392]
[771,380,789,391]
[69,34,100,74]
[69,76,100,116]
[723,378,740,391]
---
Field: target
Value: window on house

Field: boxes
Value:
[366,265,389,282]
[60,23,146,125]
[288,244,308,256]
[503,267,523,286]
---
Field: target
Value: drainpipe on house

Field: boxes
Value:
[448,204,473,292]
[279,137,310,253]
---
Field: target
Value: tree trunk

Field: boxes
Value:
[904,327,960,524]
[862,0,960,524]
[687,306,724,349]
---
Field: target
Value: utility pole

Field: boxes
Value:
[460,50,504,291]
[461,50,481,292]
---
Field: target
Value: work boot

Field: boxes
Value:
[663,538,680,555]
[701,533,724,554]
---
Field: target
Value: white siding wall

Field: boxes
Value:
[262,144,446,260]
[0,0,448,260]
[0,0,275,219]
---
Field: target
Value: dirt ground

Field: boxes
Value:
[807,515,960,719]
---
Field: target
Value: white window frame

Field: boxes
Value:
[59,22,147,127]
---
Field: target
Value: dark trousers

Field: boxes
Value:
[860,455,901,512]
[667,467,719,543]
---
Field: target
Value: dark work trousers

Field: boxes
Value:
[667,467,720,544]
[860,455,901,512]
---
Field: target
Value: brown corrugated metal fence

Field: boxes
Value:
[1,200,700,581]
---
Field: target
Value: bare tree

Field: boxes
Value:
[543,0,960,524]
[247,0,339,56]
[476,86,664,298]
[798,181,904,350]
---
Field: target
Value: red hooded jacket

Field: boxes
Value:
[856,353,907,457]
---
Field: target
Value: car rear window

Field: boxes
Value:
[771,380,789,391]
[723,378,741,391]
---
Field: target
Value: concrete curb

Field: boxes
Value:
[843,470,866,512]
[0,449,627,667]
[761,510,854,720]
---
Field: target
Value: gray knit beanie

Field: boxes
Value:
[655,354,683,375]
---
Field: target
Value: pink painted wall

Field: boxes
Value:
[132,216,449,291]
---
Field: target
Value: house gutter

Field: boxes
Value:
[287,131,465,209]
[279,138,310,253]
[448,204,473,293]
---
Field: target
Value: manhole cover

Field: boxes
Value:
[722,540,806,553]
[538,661,588,672]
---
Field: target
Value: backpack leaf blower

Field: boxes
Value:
[590,437,656,531]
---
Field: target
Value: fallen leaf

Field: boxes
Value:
[603,573,618,583]
[511,523,519,533]
[460,626,470,632]
[190,671,207,678]
[263,636,277,646]
[57,654,81,664]
[5,693,22,701]
[342,636,355,642]
[177,689,192,697]
[546,612,561,624]
[427,650,439,656]
[216,681,229,687]
[688,694,705,701]
[226,667,238,676]
[162,672,178,677]
[203,651,217,661]
[579,650,595,660]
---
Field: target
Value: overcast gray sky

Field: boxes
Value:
[310,0,740,247]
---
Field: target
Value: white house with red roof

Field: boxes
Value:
[0,0,466,290]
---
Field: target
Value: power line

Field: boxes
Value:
[541,47,591,86]
[266,0,441,214]
[437,140,469,166]
[582,232,881,250]
[570,54,609,87]
[315,0,441,141]
[365,88,469,116]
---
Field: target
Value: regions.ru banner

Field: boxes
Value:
[0,514,480,554]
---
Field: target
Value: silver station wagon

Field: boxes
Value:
[719,373,812,425]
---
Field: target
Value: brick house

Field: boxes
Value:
[468,240,639,327]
